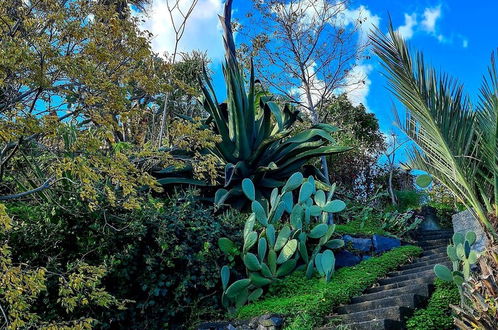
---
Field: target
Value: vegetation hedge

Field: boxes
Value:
[4,189,246,328]
[235,245,423,329]
[406,278,459,330]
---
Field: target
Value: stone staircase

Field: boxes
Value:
[322,229,453,330]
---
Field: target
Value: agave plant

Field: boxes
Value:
[157,0,349,206]
[371,22,498,329]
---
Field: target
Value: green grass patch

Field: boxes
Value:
[406,278,459,330]
[335,218,387,236]
[236,245,423,329]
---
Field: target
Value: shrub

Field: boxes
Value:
[406,279,459,330]
[4,190,245,329]
[393,190,426,212]
[235,245,422,329]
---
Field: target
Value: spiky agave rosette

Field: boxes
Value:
[156,0,350,207]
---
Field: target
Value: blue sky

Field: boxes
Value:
[137,0,498,160]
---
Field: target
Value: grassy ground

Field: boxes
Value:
[236,245,423,329]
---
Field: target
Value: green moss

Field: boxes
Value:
[236,245,423,329]
[406,278,460,330]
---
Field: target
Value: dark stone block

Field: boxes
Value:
[335,250,361,268]
[343,235,373,252]
[373,235,401,253]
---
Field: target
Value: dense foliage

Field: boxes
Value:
[159,4,349,207]
[236,245,422,329]
[3,190,246,328]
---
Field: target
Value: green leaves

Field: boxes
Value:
[242,178,256,201]
[277,239,298,264]
[434,264,453,282]
[243,253,261,271]
[218,238,236,254]
[415,174,432,188]
[299,182,314,203]
[243,232,258,253]
[275,226,291,251]
[283,172,304,192]
[323,200,346,213]
[465,231,477,245]
[290,204,304,229]
[221,171,350,310]
[325,239,345,249]
[251,201,268,225]
[221,266,230,290]
[309,224,328,239]
[225,279,251,298]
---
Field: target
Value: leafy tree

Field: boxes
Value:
[0,0,220,208]
[319,94,386,199]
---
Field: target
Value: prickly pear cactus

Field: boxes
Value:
[218,172,346,310]
[434,231,479,287]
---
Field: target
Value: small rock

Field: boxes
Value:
[452,209,488,252]
[372,235,400,253]
[343,235,373,252]
[335,250,361,268]
[256,314,284,329]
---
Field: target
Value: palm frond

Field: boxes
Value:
[370,24,496,235]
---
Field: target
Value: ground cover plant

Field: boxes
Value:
[236,245,422,329]
[406,279,460,330]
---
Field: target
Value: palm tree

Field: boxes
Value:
[371,24,498,329]
[370,24,497,239]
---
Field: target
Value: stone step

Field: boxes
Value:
[418,233,453,240]
[378,269,435,286]
[387,261,450,277]
[420,246,447,257]
[421,242,447,250]
[331,306,412,324]
[321,318,404,330]
[418,252,447,263]
[366,276,435,294]
[399,255,449,270]
[337,294,425,314]
[418,238,451,245]
[351,284,431,304]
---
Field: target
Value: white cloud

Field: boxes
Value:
[343,64,373,108]
[397,13,417,40]
[462,39,469,48]
[339,5,381,43]
[421,5,441,33]
[135,0,224,61]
